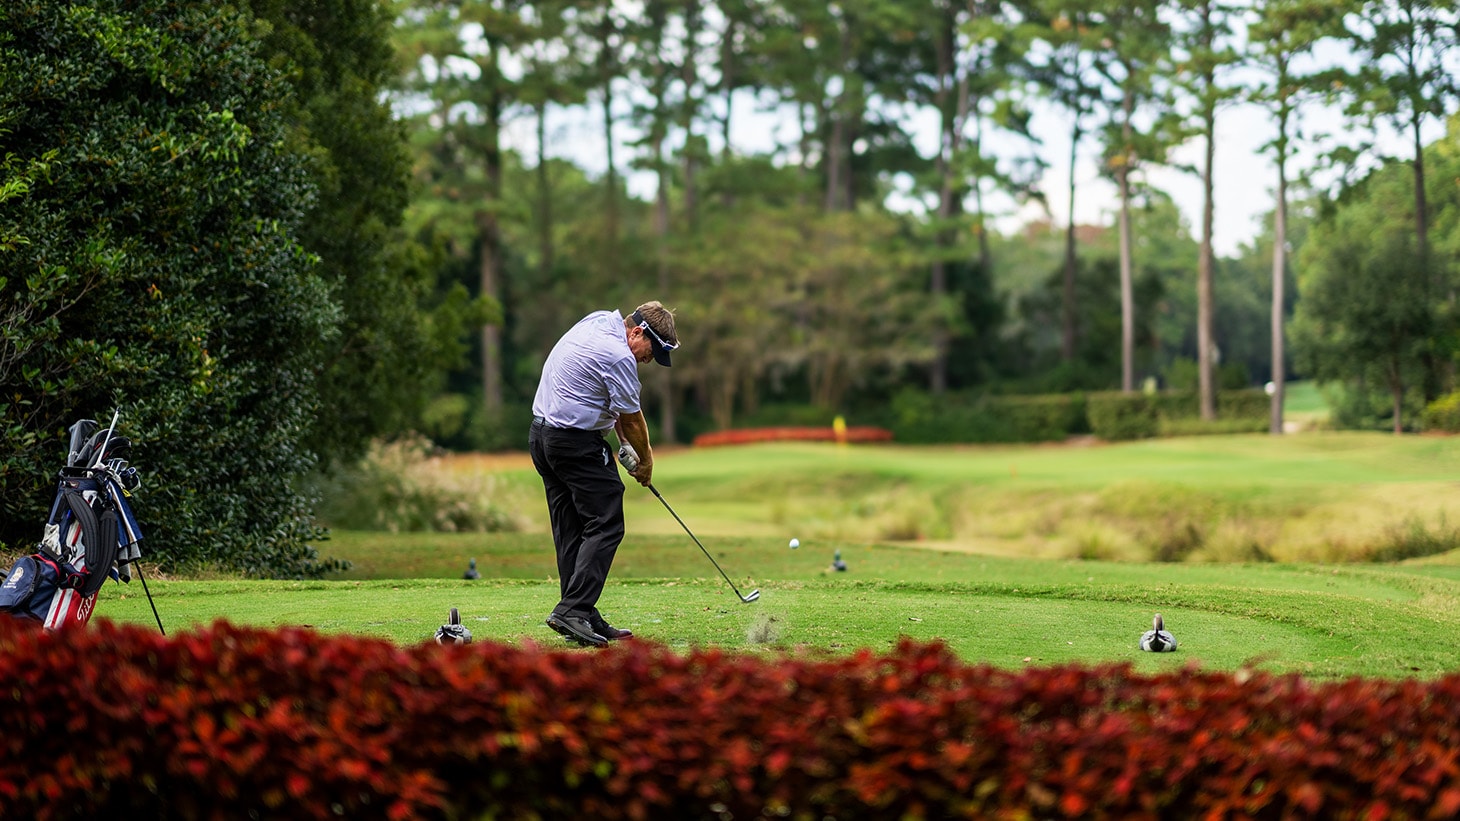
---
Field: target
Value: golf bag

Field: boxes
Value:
[0,417,143,629]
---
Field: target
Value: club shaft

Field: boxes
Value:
[650,484,754,602]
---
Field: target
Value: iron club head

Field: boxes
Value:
[742,589,760,603]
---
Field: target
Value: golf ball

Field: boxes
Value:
[789,538,800,549]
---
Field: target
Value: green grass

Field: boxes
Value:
[98,535,1460,681]
[92,431,1460,681]
[1284,379,1330,417]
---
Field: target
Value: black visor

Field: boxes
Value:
[632,310,676,367]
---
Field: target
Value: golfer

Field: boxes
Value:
[530,301,679,647]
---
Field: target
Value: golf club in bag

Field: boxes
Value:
[618,444,759,604]
[0,412,163,633]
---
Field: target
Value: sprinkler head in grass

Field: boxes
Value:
[1139,612,1177,652]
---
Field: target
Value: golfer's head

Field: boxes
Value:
[629,301,678,367]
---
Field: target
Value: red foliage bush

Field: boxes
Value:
[3,617,1460,819]
[693,426,894,447]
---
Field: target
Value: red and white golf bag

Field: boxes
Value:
[0,416,143,629]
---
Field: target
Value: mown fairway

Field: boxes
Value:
[94,431,1460,680]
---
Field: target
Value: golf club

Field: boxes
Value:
[649,484,760,604]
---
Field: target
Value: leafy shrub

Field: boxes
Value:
[1092,389,1269,440]
[0,1,339,577]
[985,393,1089,440]
[1218,388,1273,420]
[1086,392,1159,440]
[8,619,1460,819]
[311,434,526,532]
[1423,391,1460,433]
[888,389,1085,444]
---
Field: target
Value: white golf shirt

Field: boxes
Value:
[532,310,642,432]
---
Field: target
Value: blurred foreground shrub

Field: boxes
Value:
[5,619,1460,819]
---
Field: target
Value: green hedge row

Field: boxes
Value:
[887,388,1271,444]
[889,391,1088,444]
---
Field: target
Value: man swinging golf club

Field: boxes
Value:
[530,301,679,647]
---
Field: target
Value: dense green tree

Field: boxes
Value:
[670,199,935,421]
[1336,0,1458,402]
[1340,0,1457,268]
[228,0,468,465]
[0,0,340,575]
[1291,134,1460,432]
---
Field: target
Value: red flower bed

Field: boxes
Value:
[693,425,894,447]
[3,618,1460,819]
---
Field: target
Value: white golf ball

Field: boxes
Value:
[789,538,800,549]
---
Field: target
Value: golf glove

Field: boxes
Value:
[617,443,639,472]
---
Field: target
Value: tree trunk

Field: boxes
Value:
[1062,116,1081,363]
[654,137,676,442]
[598,20,619,252]
[971,108,990,276]
[824,111,845,212]
[1412,114,1429,267]
[1391,361,1404,434]
[720,19,736,161]
[480,61,504,417]
[1410,114,1442,403]
[824,25,853,213]
[1270,105,1288,436]
[680,0,701,232]
[929,7,954,395]
[653,29,677,444]
[536,99,553,277]
[1197,88,1217,421]
[1267,142,1290,435]
[1117,88,1135,394]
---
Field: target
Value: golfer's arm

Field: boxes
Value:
[615,411,652,468]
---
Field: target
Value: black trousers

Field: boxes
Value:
[528,419,625,620]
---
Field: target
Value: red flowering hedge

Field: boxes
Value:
[4,618,1460,820]
[693,426,894,447]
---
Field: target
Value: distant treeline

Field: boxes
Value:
[2,0,1457,573]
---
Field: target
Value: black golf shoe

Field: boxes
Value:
[546,613,607,648]
[590,615,632,641]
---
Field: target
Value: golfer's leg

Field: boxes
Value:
[556,437,625,618]
[531,427,585,602]
[545,481,583,600]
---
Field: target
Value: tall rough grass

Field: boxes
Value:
[311,435,530,533]
[777,477,1459,565]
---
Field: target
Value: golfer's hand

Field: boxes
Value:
[631,461,653,487]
